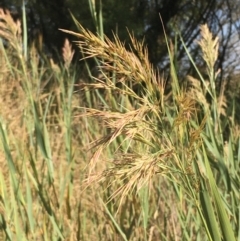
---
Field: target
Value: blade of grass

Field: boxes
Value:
[24,161,35,234]
[199,177,221,241]
[100,198,128,241]
[159,15,180,97]
[203,145,236,241]
[22,0,27,59]
[139,186,149,241]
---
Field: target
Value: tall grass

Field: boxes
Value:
[0,3,239,241]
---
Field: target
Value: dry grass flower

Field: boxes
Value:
[197,24,219,75]
[62,38,75,70]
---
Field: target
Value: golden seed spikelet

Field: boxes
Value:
[62,38,75,70]
[198,24,219,73]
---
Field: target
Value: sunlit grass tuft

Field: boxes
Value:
[0,5,238,241]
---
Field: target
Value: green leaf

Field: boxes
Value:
[203,146,236,241]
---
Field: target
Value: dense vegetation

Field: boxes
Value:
[0,2,239,240]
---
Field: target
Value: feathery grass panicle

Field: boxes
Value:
[61,21,166,164]
[174,92,198,126]
[197,24,219,76]
[60,24,159,96]
[217,79,227,116]
[0,9,22,49]
[62,38,75,71]
[187,75,210,111]
[105,151,173,208]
